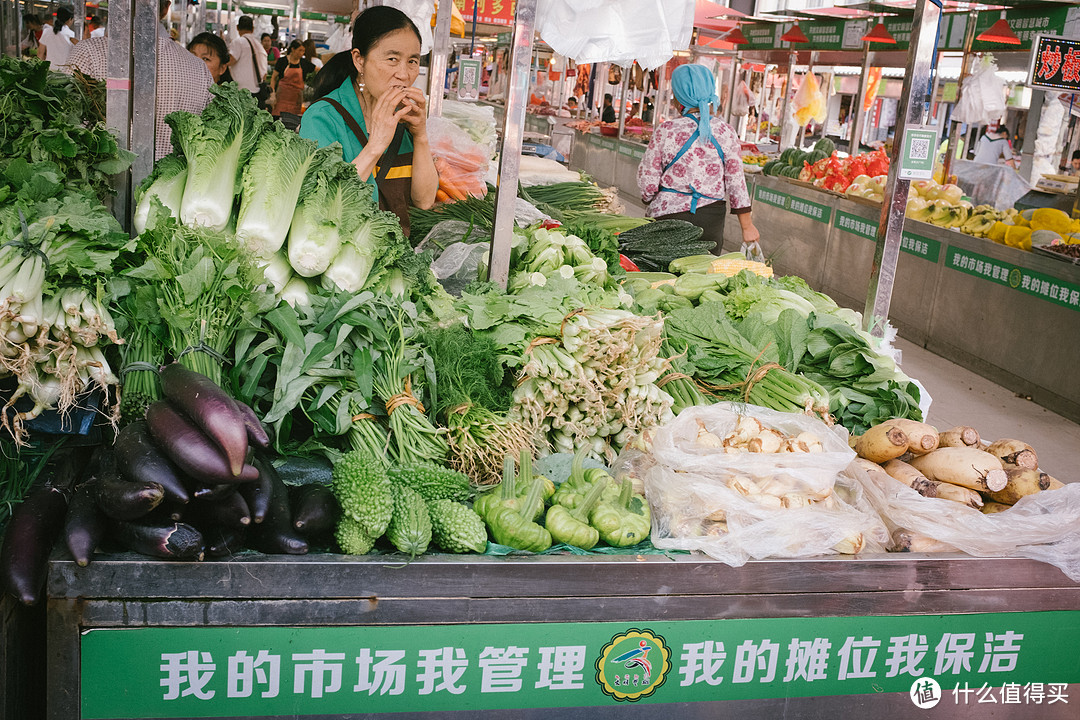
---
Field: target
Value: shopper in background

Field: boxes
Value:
[601,92,616,123]
[261,33,280,64]
[85,15,105,39]
[1064,150,1080,177]
[303,38,324,70]
[973,124,1016,168]
[300,5,438,235]
[188,32,233,85]
[39,7,76,67]
[272,39,315,131]
[20,14,43,58]
[65,0,213,160]
[637,63,759,255]
[228,16,269,104]
[641,96,654,123]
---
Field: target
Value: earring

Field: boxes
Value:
[357,73,365,91]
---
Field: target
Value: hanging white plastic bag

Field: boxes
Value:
[535,0,695,71]
[847,459,1080,581]
[732,80,755,117]
[641,403,889,566]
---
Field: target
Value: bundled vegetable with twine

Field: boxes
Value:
[422,324,533,486]
[513,308,673,461]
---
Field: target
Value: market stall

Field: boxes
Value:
[1,1,1080,719]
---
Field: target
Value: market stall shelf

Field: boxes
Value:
[46,551,1080,719]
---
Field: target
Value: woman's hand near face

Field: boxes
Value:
[399,86,427,138]
[365,86,412,154]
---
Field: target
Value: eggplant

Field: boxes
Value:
[241,459,274,524]
[235,399,271,449]
[185,491,252,529]
[190,483,240,501]
[113,420,190,504]
[146,401,259,484]
[64,482,107,567]
[248,460,308,555]
[95,469,165,521]
[205,525,248,557]
[289,484,340,537]
[159,363,248,477]
[111,521,204,560]
[1,448,85,605]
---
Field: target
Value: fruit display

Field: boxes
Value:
[741,152,770,167]
[763,138,836,179]
[985,207,1080,251]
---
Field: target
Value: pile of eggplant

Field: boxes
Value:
[1,364,340,605]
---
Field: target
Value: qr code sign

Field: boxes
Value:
[909,137,931,161]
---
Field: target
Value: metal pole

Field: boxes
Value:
[131,0,157,185]
[74,0,85,41]
[653,60,667,130]
[487,0,536,290]
[850,42,872,154]
[106,0,133,228]
[942,9,977,183]
[198,0,206,36]
[779,50,796,151]
[864,0,941,336]
[616,63,629,138]
[427,0,452,117]
[725,53,740,124]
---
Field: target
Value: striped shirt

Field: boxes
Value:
[64,24,213,160]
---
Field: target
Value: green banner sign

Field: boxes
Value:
[743,22,779,50]
[787,195,831,224]
[80,612,1080,718]
[901,231,941,263]
[800,20,845,51]
[971,6,1069,52]
[755,185,788,210]
[836,210,878,240]
[946,246,1080,312]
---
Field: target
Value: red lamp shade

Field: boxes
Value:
[780,23,809,44]
[861,22,896,44]
[977,18,1021,45]
[726,27,749,45]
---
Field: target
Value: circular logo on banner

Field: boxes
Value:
[910,677,942,709]
[1009,268,1022,288]
[595,629,671,702]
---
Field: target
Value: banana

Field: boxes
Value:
[984,439,1038,470]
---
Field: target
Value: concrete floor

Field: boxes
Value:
[613,190,1080,481]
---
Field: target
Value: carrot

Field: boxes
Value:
[435,188,452,203]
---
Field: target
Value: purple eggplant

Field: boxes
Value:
[205,525,248,557]
[185,491,252,529]
[189,483,239,501]
[289,484,340,537]
[159,363,248,477]
[241,459,274,524]
[1,486,68,605]
[111,520,204,560]
[146,401,259,484]
[94,468,165,522]
[114,420,190,504]
[235,399,271,449]
[248,460,308,555]
[64,482,107,567]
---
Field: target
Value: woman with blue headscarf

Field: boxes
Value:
[637,63,759,254]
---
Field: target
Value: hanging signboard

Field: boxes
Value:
[742,22,779,51]
[1026,35,1080,93]
[970,6,1069,52]
[452,0,517,27]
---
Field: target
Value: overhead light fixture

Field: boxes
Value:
[780,23,809,44]
[725,27,749,45]
[861,21,897,44]
[977,12,1020,45]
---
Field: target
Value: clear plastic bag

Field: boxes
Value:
[428,116,491,200]
[641,403,889,566]
[442,100,498,158]
[847,460,1080,581]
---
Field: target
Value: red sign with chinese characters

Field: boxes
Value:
[1028,35,1080,93]
[452,0,516,27]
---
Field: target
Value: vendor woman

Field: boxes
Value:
[300,6,438,236]
[637,63,760,254]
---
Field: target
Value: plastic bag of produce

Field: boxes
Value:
[793,73,826,126]
[640,403,889,566]
[442,100,498,159]
[847,460,1080,581]
[428,116,490,200]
